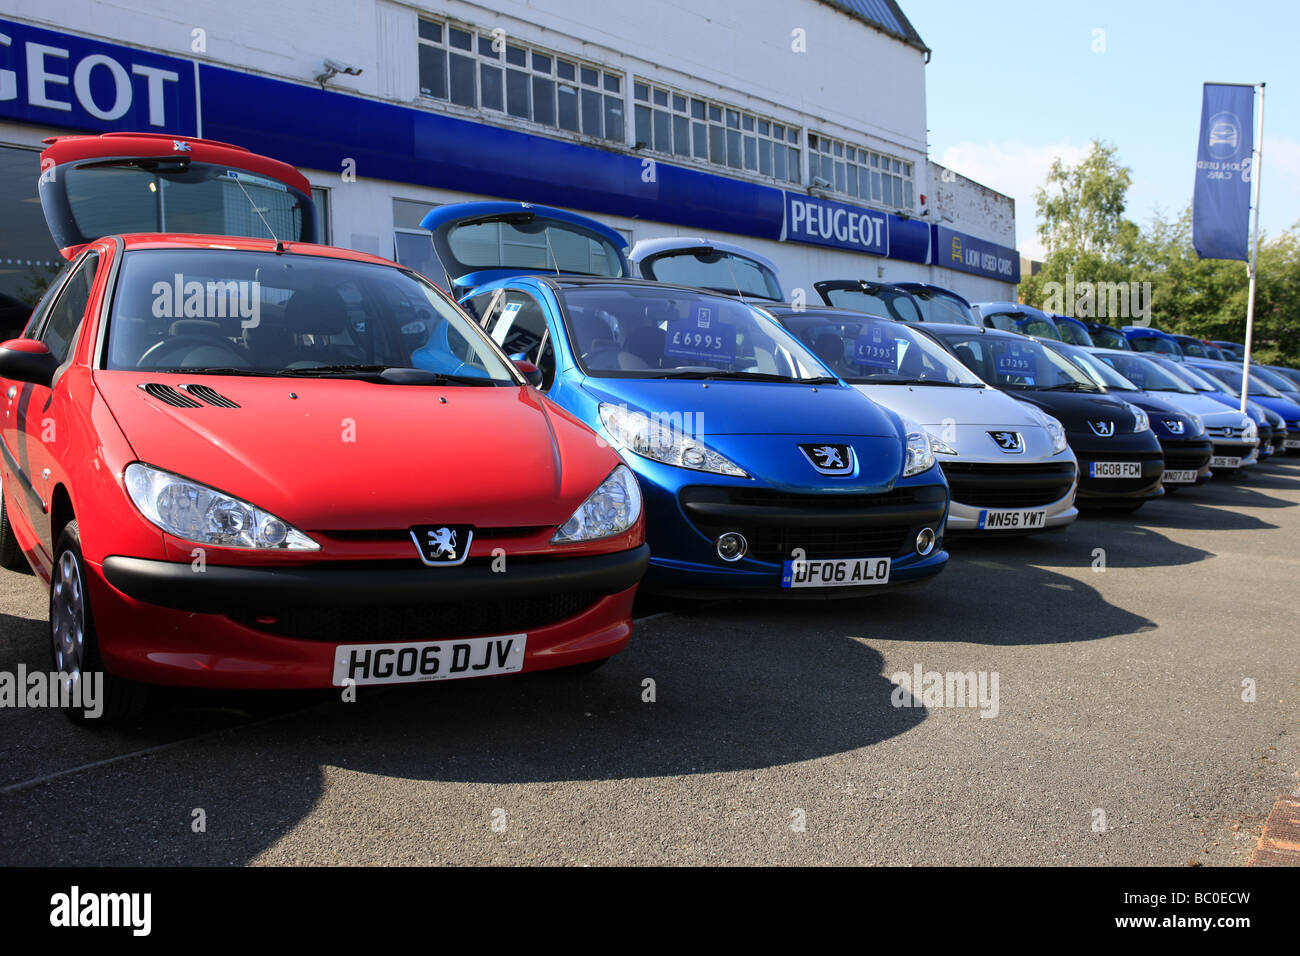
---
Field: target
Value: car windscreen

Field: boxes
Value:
[1175,338,1216,359]
[1091,351,1192,393]
[1171,362,1233,394]
[105,248,516,383]
[906,290,977,325]
[821,286,924,323]
[1198,364,1283,397]
[778,313,984,386]
[1089,327,1129,350]
[1249,366,1299,394]
[1055,320,1094,347]
[641,250,781,300]
[1130,335,1181,358]
[56,161,315,245]
[985,312,1059,340]
[445,218,624,277]
[1052,345,1136,390]
[937,333,1098,390]
[555,286,831,381]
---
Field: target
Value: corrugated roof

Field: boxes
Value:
[816,0,930,55]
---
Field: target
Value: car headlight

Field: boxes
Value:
[1186,412,1204,437]
[1242,418,1258,441]
[1125,402,1150,433]
[599,403,747,477]
[900,418,935,478]
[1041,412,1069,454]
[927,432,959,456]
[552,465,643,543]
[124,463,319,550]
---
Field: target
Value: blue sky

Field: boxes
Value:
[905,0,1299,258]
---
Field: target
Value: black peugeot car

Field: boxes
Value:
[1039,340,1214,491]
[920,324,1165,512]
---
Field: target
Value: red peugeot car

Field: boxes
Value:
[0,133,648,722]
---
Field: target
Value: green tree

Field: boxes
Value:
[1019,140,1144,313]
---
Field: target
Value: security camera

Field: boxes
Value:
[324,59,362,76]
[315,59,363,88]
[811,176,832,190]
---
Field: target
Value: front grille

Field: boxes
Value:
[940,461,1076,508]
[231,591,601,642]
[1207,426,1247,439]
[679,484,946,562]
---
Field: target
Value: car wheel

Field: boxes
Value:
[51,521,150,724]
[0,478,24,570]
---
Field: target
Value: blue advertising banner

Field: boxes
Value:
[1192,83,1255,261]
[782,192,888,256]
[0,17,197,136]
[933,225,1020,283]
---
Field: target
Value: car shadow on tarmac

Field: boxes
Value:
[0,606,931,864]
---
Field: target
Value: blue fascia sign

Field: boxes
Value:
[932,224,1020,283]
[0,17,197,136]
[782,192,888,257]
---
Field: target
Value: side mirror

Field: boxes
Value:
[510,355,543,388]
[0,339,59,388]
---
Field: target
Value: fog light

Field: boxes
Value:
[915,528,935,556]
[716,531,747,562]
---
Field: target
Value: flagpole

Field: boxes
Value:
[1240,82,1265,414]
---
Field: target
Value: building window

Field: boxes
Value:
[311,187,331,245]
[633,81,801,185]
[418,19,623,142]
[809,134,914,211]
[0,144,64,337]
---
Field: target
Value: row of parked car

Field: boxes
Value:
[0,133,1294,723]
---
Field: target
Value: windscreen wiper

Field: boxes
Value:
[1042,382,1100,392]
[279,365,496,385]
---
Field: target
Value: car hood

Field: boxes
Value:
[850,383,1042,429]
[580,377,901,438]
[1006,390,1139,433]
[95,373,618,531]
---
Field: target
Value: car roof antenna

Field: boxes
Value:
[231,176,286,254]
[723,256,747,304]
[541,225,562,276]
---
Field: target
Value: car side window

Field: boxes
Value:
[483,289,555,389]
[461,290,499,324]
[38,251,99,364]
[21,257,81,342]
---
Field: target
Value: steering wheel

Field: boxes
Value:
[136,335,250,369]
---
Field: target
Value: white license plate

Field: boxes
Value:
[332,634,526,686]
[1211,456,1242,469]
[781,556,891,588]
[1162,469,1198,484]
[1286,439,1300,449]
[1089,461,1142,478]
[977,508,1047,530]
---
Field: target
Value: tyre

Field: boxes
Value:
[50,521,150,724]
[0,478,25,571]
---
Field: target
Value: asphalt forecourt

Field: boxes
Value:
[1,460,1295,881]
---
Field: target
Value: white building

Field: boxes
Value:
[0,0,1020,318]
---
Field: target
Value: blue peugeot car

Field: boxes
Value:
[1185,359,1300,452]
[418,202,950,597]
[1122,326,1184,360]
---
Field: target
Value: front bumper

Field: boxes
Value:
[89,546,649,688]
[640,472,950,597]
[1070,432,1165,504]
[940,457,1078,533]
[1156,437,1214,487]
